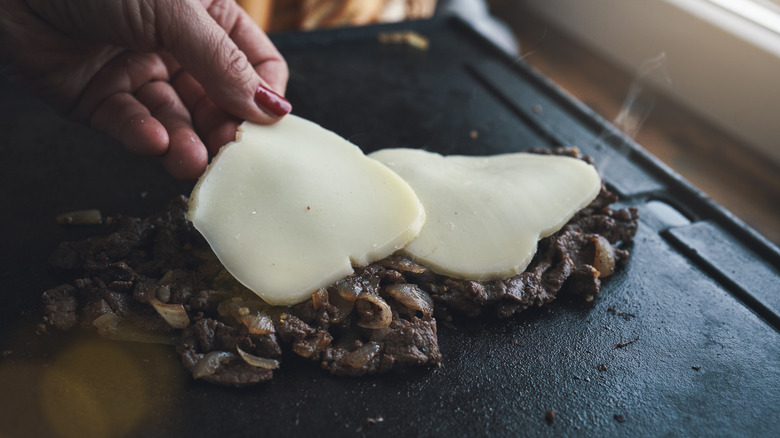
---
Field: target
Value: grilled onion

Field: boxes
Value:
[378,255,427,274]
[218,298,275,334]
[385,283,434,317]
[92,311,177,345]
[327,289,355,323]
[292,332,332,358]
[356,292,392,329]
[191,351,234,379]
[334,277,362,302]
[149,299,190,328]
[312,288,329,310]
[343,342,382,369]
[591,235,616,278]
[236,346,280,370]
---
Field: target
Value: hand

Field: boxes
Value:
[0,0,290,179]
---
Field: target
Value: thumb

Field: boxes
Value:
[156,0,290,123]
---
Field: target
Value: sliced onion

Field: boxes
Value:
[236,346,280,370]
[292,332,332,358]
[591,235,616,278]
[325,289,354,323]
[150,299,190,329]
[356,292,392,329]
[239,312,275,334]
[92,311,177,345]
[379,255,427,274]
[153,284,171,303]
[311,288,329,310]
[192,351,235,379]
[56,209,103,225]
[385,283,434,317]
[334,277,362,302]
[343,342,382,369]
[217,298,275,333]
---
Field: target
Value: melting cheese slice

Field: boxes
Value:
[369,148,601,281]
[187,116,425,306]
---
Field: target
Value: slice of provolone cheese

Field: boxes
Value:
[368,148,601,281]
[187,116,425,306]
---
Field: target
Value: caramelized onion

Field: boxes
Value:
[192,351,235,379]
[292,332,332,358]
[217,298,275,333]
[239,312,275,335]
[327,289,355,323]
[379,255,428,274]
[92,311,177,345]
[343,342,382,369]
[334,277,362,302]
[591,235,616,278]
[356,292,392,329]
[236,346,280,370]
[150,299,190,328]
[385,283,434,317]
[311,288,329,310]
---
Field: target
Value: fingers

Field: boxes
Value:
[170,64,241,155]
[89,80,209,180]
[157,0,290,124]
[72,52,169,124]
[90,92,169,157]
[210,0,289,95]
[135,81,209,179]
[79,51,207,179]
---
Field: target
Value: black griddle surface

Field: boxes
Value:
[1,17,778,438]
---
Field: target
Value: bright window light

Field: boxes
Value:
[707,0,780,34]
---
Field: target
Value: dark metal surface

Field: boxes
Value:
[1,17,778,438]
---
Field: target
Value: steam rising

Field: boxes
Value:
[597,52,671,174]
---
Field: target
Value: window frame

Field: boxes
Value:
[517,0,780,166]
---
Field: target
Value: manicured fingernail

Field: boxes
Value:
[254,85,292,117]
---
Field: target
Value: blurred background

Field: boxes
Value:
[237,0,779,246]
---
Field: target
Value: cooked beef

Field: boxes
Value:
[42,284,78,331]
[41,150,638,387]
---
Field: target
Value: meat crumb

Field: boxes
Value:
[597,364,608,372]
[615,337,640,349]
[356,416,384,432]
[614,414,626,423]
[545,409,556,424]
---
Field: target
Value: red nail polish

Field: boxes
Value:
[254,85,292,117]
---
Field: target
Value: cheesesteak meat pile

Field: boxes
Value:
[41,149,638,387]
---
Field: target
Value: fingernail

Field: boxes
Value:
[254,85,292,117]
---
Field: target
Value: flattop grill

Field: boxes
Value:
[0,17,777,438]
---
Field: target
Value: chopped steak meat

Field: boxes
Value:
[41,150,638,387]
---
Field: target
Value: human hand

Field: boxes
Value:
[0,0,290,179]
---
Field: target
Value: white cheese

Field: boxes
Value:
[187,116,425,306]
[369,148,601,280]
